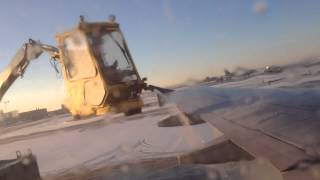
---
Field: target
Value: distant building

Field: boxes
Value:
[0,110,20,126]
[48,105,68,116]
[264,66,283,74]
[224,69,233,80]
[19,108,48,122]
[0,108,48,126]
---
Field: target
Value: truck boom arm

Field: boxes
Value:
[0,39,59,101]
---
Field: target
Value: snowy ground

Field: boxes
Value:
[212,58,320,89]
[0,102,222,176]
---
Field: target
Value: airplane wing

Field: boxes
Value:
[166,86,320,180]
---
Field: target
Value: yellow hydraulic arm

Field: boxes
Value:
[0,39,59,101]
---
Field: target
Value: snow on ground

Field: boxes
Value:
[212,58,320,89]
[0,104,222,176]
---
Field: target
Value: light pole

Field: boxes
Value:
[3,100,10,112]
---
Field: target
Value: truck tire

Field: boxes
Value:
[124,108,142,116]
[73,114,81,120]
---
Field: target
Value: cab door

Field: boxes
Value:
[57,31,107,116]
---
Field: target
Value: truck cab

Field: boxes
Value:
[56,17,146,117]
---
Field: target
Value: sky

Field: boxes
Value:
[0,0,320,112]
